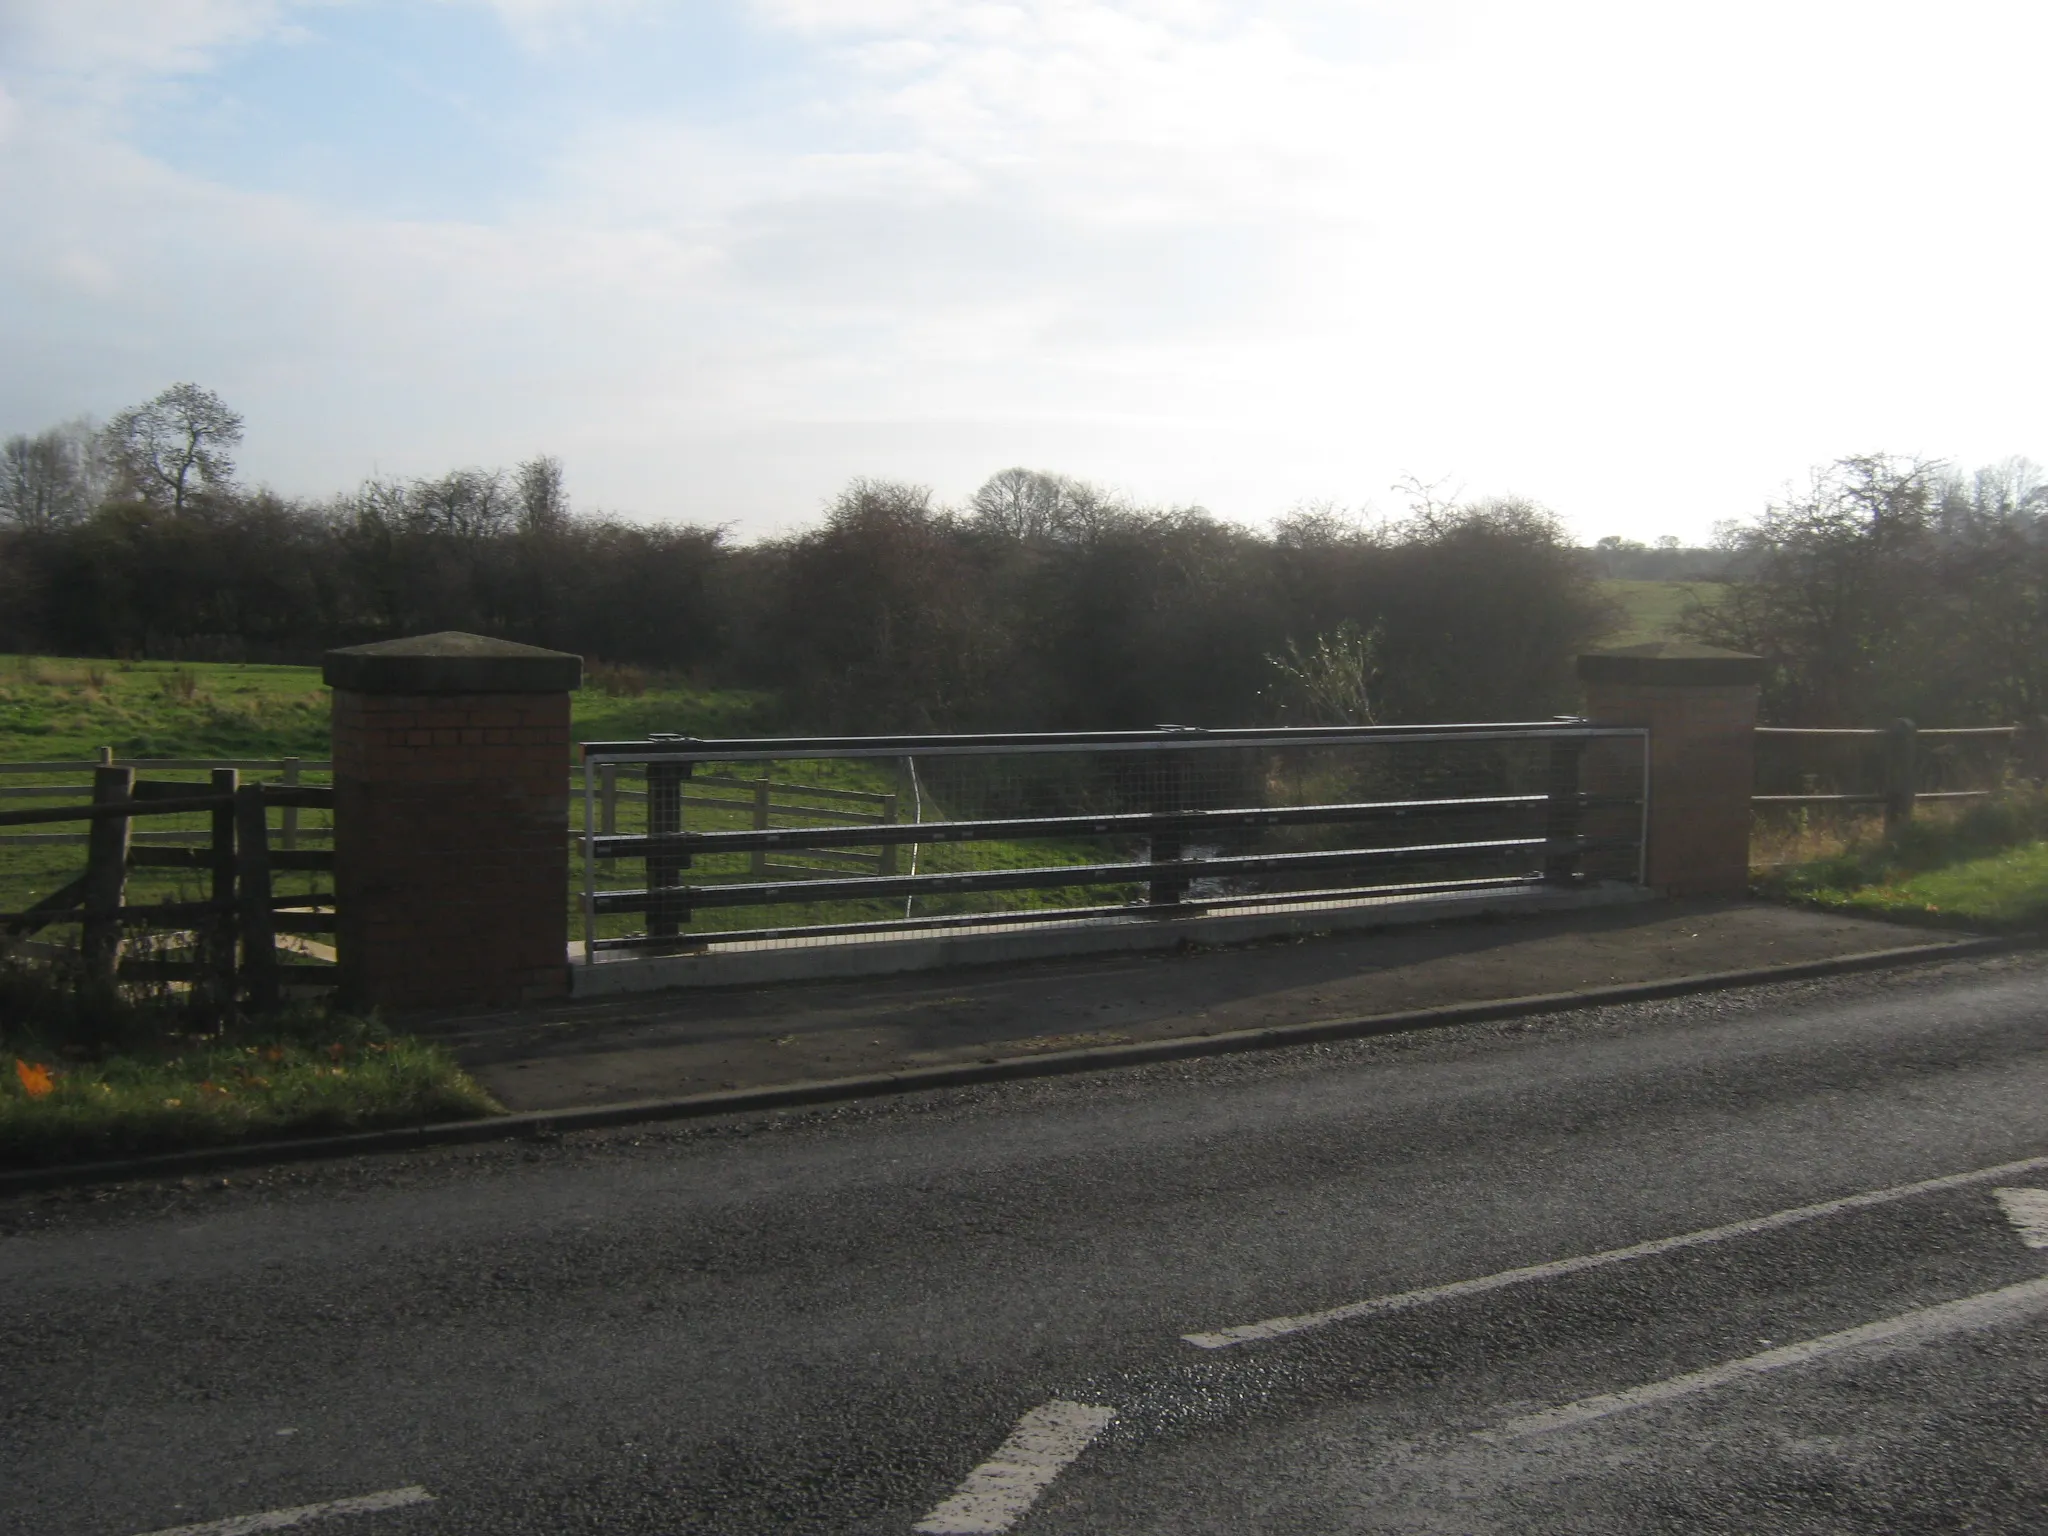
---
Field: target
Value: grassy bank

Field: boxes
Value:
[1756,789,2048,929]
[0,966,499,1169]
[1599,579,1723,646]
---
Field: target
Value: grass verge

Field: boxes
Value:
[0,965,501,1169]
[1756,788,2048,930]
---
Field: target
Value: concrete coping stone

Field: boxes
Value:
[1578,641,1765,687]
[324,632,582,695]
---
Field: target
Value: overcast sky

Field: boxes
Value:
[1,0,2041,541]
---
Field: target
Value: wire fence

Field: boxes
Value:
[577,723,1650,959]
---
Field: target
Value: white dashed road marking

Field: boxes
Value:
[915,1401,1117,1534]
[1993,1186,2048,1248]
[1480,1273,2048,1441]
[134,1486,434,1536]
[1184,1152,2048,1348]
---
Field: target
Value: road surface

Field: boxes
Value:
[4,951,2045,1534]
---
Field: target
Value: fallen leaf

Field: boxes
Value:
[13,1059,55,1098]
[163,1098,183,1109]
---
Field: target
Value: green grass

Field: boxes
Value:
[0,652,774,918]
[0,654,330,761]
[1757,787,2048,929]
[0,652,772,762]
[0,971,500,1168]
[1599,580,1723,646]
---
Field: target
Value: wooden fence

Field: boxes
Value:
[575,766,899,877]
[0,753,329,849]
[0,765,335,1007]
[1753,720,2048,835]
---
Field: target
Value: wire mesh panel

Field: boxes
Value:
[577,724,1647,958]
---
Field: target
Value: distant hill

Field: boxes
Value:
[1599,579,1725,646]
[1582,544,1734,580]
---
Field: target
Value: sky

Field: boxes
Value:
[0,0,2042,542]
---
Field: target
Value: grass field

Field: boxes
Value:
[1599,579,1723,647]
[0,653,773,919]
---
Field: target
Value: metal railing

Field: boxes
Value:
[577,721,1649,960]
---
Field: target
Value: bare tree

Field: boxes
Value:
[969,467,1125,543]
[408,468,513,539]
[102,382,243,512]
[516,455,568,536]
[0,419,101,530]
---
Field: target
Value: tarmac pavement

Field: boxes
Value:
[430,899,1979,1111]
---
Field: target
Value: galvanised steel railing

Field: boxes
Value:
[577,721,1650,961]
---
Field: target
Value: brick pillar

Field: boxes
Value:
[1577,642,1764,897]
[325,632,581,1010]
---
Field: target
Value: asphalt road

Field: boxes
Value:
[4,951,2046,1535]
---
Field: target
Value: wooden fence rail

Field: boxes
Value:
[1753,718,2048,835]
[577,765,900,882]
[0,754,331,850]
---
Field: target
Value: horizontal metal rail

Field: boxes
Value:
[568,779,895,807]
[590,835,1615,914]
[587,792,1639,859]
[589,874,1545,951]
[0,759,333,773]
[582,720,1639,763]
[1752,790,1992,805]
[1755,726,2016,739]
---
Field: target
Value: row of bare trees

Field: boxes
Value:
[0,387,1620,728]
[12,387,2041,731]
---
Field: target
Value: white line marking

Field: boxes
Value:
[134,1486,434,1536]
[1183,1152,2048,1348]
[913,1400,1116,1534]
[1480,1272,2048,1441]
[1993,1186,2048,1248]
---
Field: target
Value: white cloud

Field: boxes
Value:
[1,0,2044,538]
[0,0,297,100]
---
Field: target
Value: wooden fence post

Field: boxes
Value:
[236,783,279,1010]
[1883,718,1918,838]
[207,768,239,1006]
[82,764,134,983]
[280,757,301,850]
